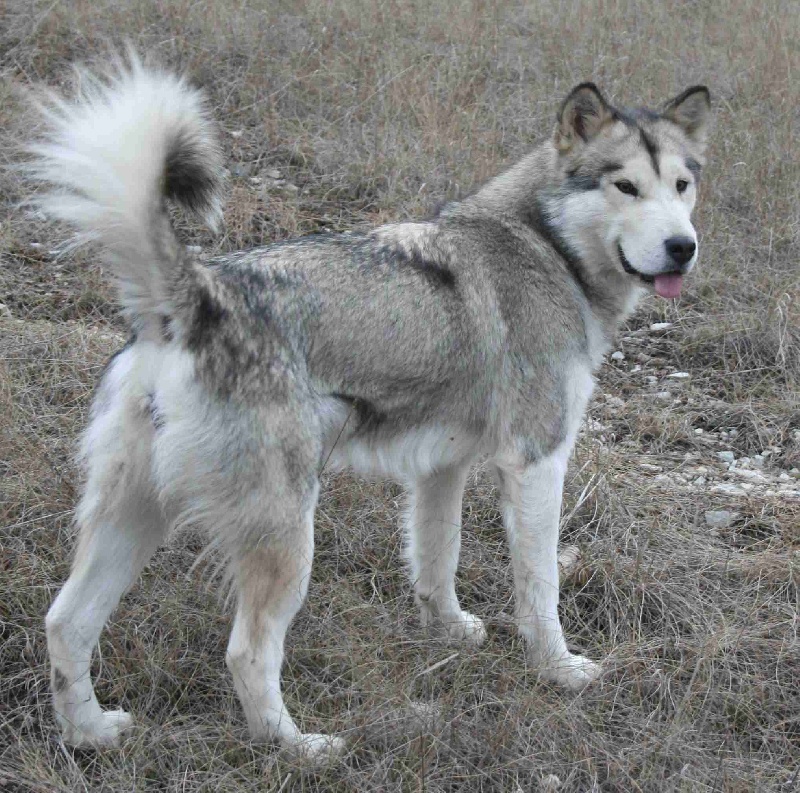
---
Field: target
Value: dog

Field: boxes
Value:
[27,56,710,760]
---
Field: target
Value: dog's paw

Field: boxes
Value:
[59,709,133,749]
[283,733,346,764]
[419,600,488,647]
[441,611,488,647]
[537,653,600,691]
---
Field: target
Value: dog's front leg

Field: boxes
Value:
[495,449,599,690]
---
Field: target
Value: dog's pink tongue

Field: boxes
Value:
[654,273,683,299]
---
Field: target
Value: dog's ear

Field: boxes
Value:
[663,86,711,149]
[555,83,614,153]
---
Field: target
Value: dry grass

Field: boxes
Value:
[1,1,798,790]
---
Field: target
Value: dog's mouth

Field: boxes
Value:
[617,242,683,299]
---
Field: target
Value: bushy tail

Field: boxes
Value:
[25,54,224,329]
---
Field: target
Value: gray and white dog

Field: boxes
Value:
[28,57,710,759]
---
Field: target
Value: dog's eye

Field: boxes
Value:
[615,180,639,197]
[676,179,689,194]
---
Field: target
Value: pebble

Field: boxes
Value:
[230,162,253,177]
[667,371,690,379]
[650,322,673,331]
[656,391,671,400]
[704,510,740,529]
[186,245,202,254]
[717,451,735,463]
[730,468,766,482]
[711,483,747,496]
[611,351,625,361]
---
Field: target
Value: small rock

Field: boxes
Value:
[779,472,790,482]
[229,129,243,138]
[186,245,202,254]
[717,451,735,464]
[667,371,690,379]
[711,483,747,496]
[655,391,671,400]
[705,510,740,529]
[631,364,642,373]
[646,376,658,385]
[693,476,707,486]
[694,428,704,435]
[611,351,625,361]
[729,428,739,438]
[640,463,663,472]
[650,322,672,331]
[752,455,765,469]
[231,162,253,178]
[606,395,625,408]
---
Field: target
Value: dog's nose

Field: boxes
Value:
[664,236,696,268]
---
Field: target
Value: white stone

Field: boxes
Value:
[711,483,747,496]
[704,510,740,529]
[611,351,625,361]
[667,371,690,379]
[717,451,735,463]
[731,468,765,482]
[656,391,671,400]
[650,322,673,331]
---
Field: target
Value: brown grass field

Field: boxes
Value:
[1,1,798,790]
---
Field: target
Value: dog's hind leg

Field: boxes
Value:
[45,347,167,747]
[495,447,600,691]
[405,464,487,646]
[221,450,344,761]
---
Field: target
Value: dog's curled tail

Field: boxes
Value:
[25,54,224,330]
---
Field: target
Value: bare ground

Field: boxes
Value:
[1,1,798,791]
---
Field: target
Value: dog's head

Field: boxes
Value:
[552,82,711,298]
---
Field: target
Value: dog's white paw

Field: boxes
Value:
[59,709,134,749]
[441,611,488,646]
[284,733,346,763]
[537,653,601,691]
[420,601,488,647]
